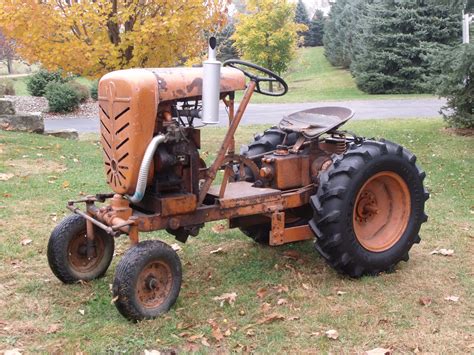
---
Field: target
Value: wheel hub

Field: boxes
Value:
[68,233,104,271]
[353,171,411,252]
[136,261,172,309]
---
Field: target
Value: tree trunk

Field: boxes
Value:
[6,55,12,74]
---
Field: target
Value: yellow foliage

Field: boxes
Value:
[232,0,307,75]
[0,0,229,77]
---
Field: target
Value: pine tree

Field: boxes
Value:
[307,10,325,47]
[216,23,239,62]
[295,0,311,46]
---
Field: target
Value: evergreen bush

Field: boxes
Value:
[44,82,80,113]
[434,44,473,128]
[27,69,69,97]
[90,80,98,101]
[69,81,90,102]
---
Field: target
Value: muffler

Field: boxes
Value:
[201,37,221,124]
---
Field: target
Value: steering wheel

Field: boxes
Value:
[223,59,288,97]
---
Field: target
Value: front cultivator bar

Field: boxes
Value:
[47,39,428,321]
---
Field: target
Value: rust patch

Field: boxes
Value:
[186,77,203,94]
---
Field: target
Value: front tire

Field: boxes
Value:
[47,214,115,283]
[113,240,182,321]
[309,139,429,278]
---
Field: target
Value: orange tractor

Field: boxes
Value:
[48,39,429,321]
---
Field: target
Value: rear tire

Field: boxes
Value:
[113,240,182,321]
[47,214,115,283]
[309,139,429,277]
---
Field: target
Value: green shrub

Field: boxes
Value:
[44,82,80,113]
[90,80,98,101]
[433,44,474,129]
[0,79,15,96]
[26,69,69,97]
[69,81,90,103]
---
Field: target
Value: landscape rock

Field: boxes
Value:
[0,112,44,133]
[44,129,79,140]
[0,98,16,115]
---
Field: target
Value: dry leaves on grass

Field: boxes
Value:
[277,298,288,305]
[4,349,22,355]
[282,250,301,260]
[170,243,182,252]
[211,223,227,234]
[210,247,224,254]
[208,319,224,342]
[444,295,460,302]
[430,248,454,256]
[20,239,32,246]
[325,329,339,340]
[365,348,392,355]
[46,324,62,334]
[0,173,14,181]
[256,287,268,299]
[257,313,286,324]
[419,297,432,306]
[213,292,237,307]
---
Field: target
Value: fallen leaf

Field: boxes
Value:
[78,309,85,315]
[325,329,339,340]
[73,158,79,163]
[419,297,432,306]
[4,349,22,355]
[257,313,285,324]
[256,287,268,299]
[171,243,182,252]
[213,292,237,307]
[144,350,161,355]
[46,324,62,334]
[208,319,224,342]
[277,298,288,305]
[282,250,301,260]
[186,333,204,342]
[111,296,119,304]
[3,193,12,198]
[365,348,392,355]
[210,247,224,254]
[444,295,460,302]
[20,239,32,246]
[273,284,289,293]
[310,331,320,337]
[337,291,347,296]
[62,181,70,188]
[0,173,14,181]
[302,283,311,290]
[430,248,454,256]
[260,302,272,313]
[246,329,256,337]
[201,338,210,347]
[288,315,300,321]
[211,223,227,234]
[224,329,231,337]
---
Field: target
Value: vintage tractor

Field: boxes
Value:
[47,38,429,321]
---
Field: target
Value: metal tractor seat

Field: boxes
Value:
[279,107,354,138]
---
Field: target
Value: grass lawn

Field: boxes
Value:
[236,47,433,104]
[0,118,472,353]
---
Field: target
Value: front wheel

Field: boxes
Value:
[113,240,182,321]
[47,214,115,283]
[309,139,429,278]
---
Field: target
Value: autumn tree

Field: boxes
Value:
[295,0,310,46]
[232,0,306,79]
[0,30,15,74]
[0,0,227,78]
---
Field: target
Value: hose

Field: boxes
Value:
[126,134,166,204]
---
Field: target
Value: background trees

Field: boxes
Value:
[232,0,306,76]
[0,31,15,75]
[295,0,311,46]
[307,10,326,47]
[0,0,227,77]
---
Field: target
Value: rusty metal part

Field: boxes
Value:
[353,171,411,252]
[160,194,197,217]
[311,156,333,178]
[262,153,311,190]
[259,166,274,179]
[148,67,245,101]
[270,212,285,244]
[270,224,314,246]
[274,145,289,156]
[198,80,257,205]
[99,70,157,195]
[136,260,172,309]
[221,154,260,181]
[224,94,235,154]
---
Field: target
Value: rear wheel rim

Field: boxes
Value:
[68,230,106,273]
[353,171,411,252]
[136,261,173,309]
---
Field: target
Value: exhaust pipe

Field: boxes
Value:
[127,134,166,204]
[202,37,221,124]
